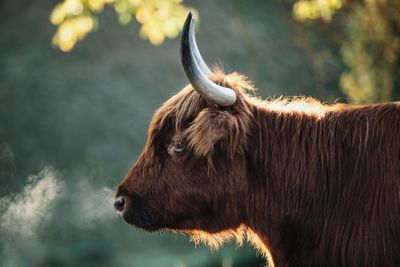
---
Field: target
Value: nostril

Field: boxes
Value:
[114,196,125,213]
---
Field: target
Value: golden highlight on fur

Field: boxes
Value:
[117,70,400,267]
[181,225,274,266]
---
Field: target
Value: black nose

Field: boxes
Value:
[114,196,125,213]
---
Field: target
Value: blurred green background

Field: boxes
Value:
[0,0,398,266]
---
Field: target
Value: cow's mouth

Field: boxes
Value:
[115,193,164,231]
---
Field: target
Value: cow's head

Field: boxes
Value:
[115,13,255,234]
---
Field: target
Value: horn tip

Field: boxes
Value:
[183,12,193,33]
[187,11,193,21]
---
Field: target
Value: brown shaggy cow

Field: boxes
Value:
[115,13,400,267]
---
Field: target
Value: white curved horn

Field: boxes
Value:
[180,12,237,107]
[188,16,212,76]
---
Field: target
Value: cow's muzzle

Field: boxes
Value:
[114,187,163,231]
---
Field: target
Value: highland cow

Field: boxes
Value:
[114,13,400,267]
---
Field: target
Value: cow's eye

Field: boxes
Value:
[168,140,186,156]
[173,141,185,152]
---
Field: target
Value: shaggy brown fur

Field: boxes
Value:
[116,70,400,267]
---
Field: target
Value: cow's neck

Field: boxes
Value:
[244,104,324,266]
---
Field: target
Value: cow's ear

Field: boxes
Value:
[185,108,240,157]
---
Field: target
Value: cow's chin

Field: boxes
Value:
[122,208,164,231]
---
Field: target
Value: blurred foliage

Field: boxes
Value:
[293,0,400,104]
[340,0,400,103]
[293,0,344,21]
[50,0,196,51]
